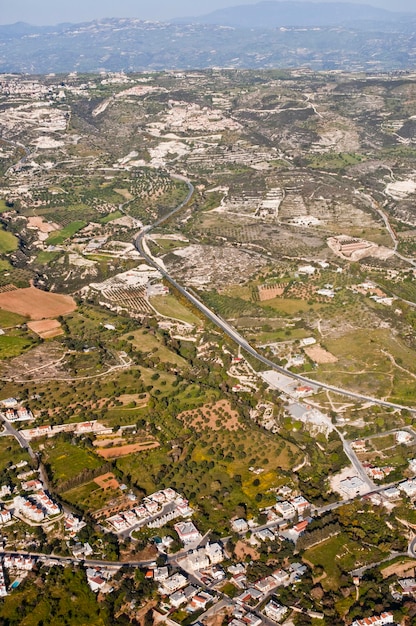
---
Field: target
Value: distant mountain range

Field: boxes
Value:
[0,2,415,74]
[176,1,407,28]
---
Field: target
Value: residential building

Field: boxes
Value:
[255,528,275,542]
[399,479,416,497]
[255,576,277,594]
[160,573,188,595]
[264,599,288,622]
[272,569,289,585]
[232,518,249,533]
[0,508,11,524]
[22,479,43,492]
[396,431,412,444]
[14,496,44,522]
[399,578,416,595]
[291,495,310,516]
[275,501,295,518]
[3,555,33,570]
[174,521,202,546]
[169,590,187,608]
[153,567,169,582]
[384,487,400,500]
[206,542,224,564]
[185,549,210,571]
[188,591,212,612]
[351,612,394,626]
[0,565,6,597]
[34,490,60,516]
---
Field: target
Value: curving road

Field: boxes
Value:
[134,176,416,415]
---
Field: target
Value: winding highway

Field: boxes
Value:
[134,175,416,415]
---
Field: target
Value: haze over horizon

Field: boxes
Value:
[2,0,415,26]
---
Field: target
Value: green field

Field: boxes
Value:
[42,439,102,485]
[0,309,27,327]
[99,210,123,224]
[304,532,387,590]
[0,259,11,271]
[63,481,113,512]
[0,333,37,359]
[35,250,62,264]
[0,228,18,253]
[306,328,416,403]
[150,294,200,325]
[126,329,187,368]
[306,152,364,171]
[0,438,32,473]
[46,220,87,245]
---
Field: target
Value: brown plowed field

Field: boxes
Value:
[93,472,121,490]
[0,287,76,320]
[96,441,160,459]
[27,319,64,338]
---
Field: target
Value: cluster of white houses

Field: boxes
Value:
[108,488,192,533]
[20,420,112,441]
[0,406,33,422]
[0,555,35,597]
[351,612,394,626]
[14,489,60,522]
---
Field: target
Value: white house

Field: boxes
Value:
[264,599,288,622]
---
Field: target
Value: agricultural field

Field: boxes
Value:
[149,294,201,325]
[0,227,18,253]
[0,437,32,474]
[0,287,76,320]
[0,330,38,359]
[45,220,87,245]
[304,533,388,591]
[125,328,187,368]
[39,438,103,488]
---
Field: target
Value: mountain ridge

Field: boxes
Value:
[0,10,415,74]
[174,1,409,28]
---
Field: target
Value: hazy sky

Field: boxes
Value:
[1,0,414,25]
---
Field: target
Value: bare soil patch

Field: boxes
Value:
[27,319,63,339]
[93,472,121,490]
[178,399,242,431]
[305,344,338,364]
[0,342,67,380]
[258,284,285,301]
[117,393,149,407]
[0,287,76,320]
[96,441,160,459]
[381,559,416,579]
[27,216,59,233]
[234,540,260,561]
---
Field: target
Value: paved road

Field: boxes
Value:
[0,415,35,459]
[133,176,416,414]
[408,535,416,558]
[335,427,376,491]
[0,549,157,569]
